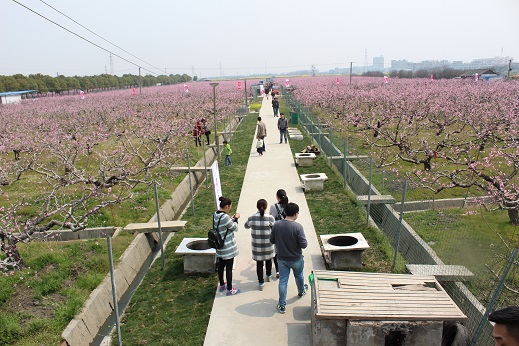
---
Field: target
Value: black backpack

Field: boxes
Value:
[207,214,229,249]
[274,204,286,221]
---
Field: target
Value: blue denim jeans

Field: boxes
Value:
[224,155,232,166]
[278,257,305,306]
[279,128,287,143]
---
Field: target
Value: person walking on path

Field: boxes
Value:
[277,113,288,144]
[244,199,276,291]
[223,140,232,166]
[269,202,308,314]
[257,116,267,152]
[214,196,241,296]
[193,120,202,146]
[269,189,289,278]
[272,97,279,117]
[256,136,264,156]
[201,118,211,145]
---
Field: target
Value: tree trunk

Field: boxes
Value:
[508,209,519,226]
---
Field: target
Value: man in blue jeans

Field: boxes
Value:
[269,202,308,314]
[277,113,288,144]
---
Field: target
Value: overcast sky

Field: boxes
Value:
[1,0,518,78]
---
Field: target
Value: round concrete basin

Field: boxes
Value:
[187,240,211,250]
[328,235,358,247]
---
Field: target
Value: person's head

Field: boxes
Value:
[256,199,268,217]
[276,189,288,207]
[223,140,228,145]
[257,135,261,140]
[201,118,206,123]
[284,202,299,218]
[280,113,285,118]
[489,306,519,346]
[218,196,232,212]
[257,116,262,122]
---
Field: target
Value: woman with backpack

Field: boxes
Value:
[214,196,241,296]
[269,189,289,278]
[244,199,276,291]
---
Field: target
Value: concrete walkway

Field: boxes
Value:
[204,95,326,346]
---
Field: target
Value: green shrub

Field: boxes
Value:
[0,314,22,345]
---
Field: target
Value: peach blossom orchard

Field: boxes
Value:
[289,76,519,224]
[0,81,244,269]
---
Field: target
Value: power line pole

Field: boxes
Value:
[364,49,368,73]
[109,54,114,75]
[508,59,512,80]
[350,62,353,85]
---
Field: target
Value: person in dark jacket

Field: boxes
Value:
[272,97,279,117]
[277,113,288,144]
[269,202,308,314]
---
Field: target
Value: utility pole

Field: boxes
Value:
[350,62,353,85]
[139,67,142,95]
[244,79,248,107]
[508,59,512,80]
[109,54,114,75]
[364,49,368,73]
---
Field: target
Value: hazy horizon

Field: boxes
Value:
[1,0,518,78]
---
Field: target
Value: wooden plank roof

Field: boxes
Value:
[313,270,466,321]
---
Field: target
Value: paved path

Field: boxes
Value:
[204,95,326,346]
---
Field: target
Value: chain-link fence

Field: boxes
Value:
[284,87,519,345]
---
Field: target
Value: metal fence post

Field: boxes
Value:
[392,180,407,270]
[154,182,165,270]
[366,158,373,225]
[203,141,208,188]
[107,235,123,346]
[343,140,349,188]
[471,243,519,345]
[187,153,195,215]
[328,128,335,168]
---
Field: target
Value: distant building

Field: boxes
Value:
[373,56,384,71]
[390,59,413,70]
[459,69,500,80]
[0,90,37,105]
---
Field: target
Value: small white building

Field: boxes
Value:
[0,90,37,104]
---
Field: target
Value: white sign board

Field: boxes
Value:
[211,161,222,209]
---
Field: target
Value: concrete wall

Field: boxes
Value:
[393,196,493,213]
[31,227,116,241]
[61,232,158,346]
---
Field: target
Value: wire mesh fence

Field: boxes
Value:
[283,87,519,345]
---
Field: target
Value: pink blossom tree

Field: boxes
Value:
[0,82,244,268]
[290,76,519,224]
